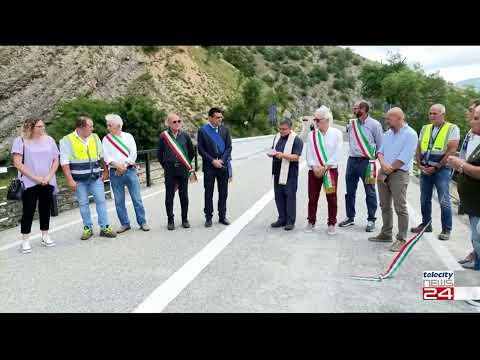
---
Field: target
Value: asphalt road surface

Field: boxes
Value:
[1,128,479,313]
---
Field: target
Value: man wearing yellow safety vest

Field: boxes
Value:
[60,116,117,240]
[411,104,460,240]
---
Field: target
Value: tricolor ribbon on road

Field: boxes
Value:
[351,220,432,282]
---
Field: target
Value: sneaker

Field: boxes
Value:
[140,223,151,231]
[458,252,475,264]
[304,223,315,233]
[339,218,354,227]
[365,221,376,232]
[410,223,432,233]
[389,239,406,252]
[327,225,336,236]
[182,220,190,229]
[271,220,286,228]
[438,230,451,241]
[284,224,295,231]
[100,225,117,238]
[41,234,55,247]
[461,260,476,270]
[81,226,93,240]
[20,240,32,254]
[368,234,393,242]
[167,222,175,231]
[117,225,131,234]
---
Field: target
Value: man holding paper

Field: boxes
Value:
[268,118,304,231]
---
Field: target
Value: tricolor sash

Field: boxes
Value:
[350,118,377,184]
[162,130,192,173]
[311,130,336,194]
[105,133,130,159]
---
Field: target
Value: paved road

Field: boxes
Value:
[0,129,479,312]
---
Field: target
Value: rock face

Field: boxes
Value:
[0,46,239,162]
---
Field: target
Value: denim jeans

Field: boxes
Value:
[420,167,452,231]
[469,216,480,271]
[345,157,377,222]
[109,167,146,227]
[76,177,109,229]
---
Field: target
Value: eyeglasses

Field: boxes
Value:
[172,120,182,124]
[314,118,326,123]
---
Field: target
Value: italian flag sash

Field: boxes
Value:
[105,133,130,158]
[351,119,377,184]
[162,130,192,173]
[311,130,336,194]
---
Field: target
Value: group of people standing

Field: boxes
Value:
[268,99,480,272]
[9,101,480,274]
[11,107,232,254]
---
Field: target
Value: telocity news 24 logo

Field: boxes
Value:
[423,271,454,300]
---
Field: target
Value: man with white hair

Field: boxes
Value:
[305,106,343,235]
[368,107,418,252]
[102,114,150,233]
[157,112,195,230]
[411,104,460,240]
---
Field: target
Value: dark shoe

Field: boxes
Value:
[339,218,354,227]
[284,224,295,231]
[100,225,117,238]
[462,260,476,270]
[182,220,190,228]
[410,223,432,233]
[271,220,286,228]
[219,218,230,225]
[205,219,212,228]
[438,230,451,241]
[167,222,175,231]
[368,233,393,242]
[458,252,475,264]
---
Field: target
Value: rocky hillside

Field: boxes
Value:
[0,45,369,162]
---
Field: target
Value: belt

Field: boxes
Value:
[166,162,183,168]
[349,156,369,160]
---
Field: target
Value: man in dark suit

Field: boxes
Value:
[197,107,232,227]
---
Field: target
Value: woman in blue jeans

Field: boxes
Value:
[102,114,150,233]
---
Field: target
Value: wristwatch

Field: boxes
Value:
[459,162,465,174]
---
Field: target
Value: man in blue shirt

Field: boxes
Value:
[368,107,418,252]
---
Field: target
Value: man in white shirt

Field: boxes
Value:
[305,106,343,235]
[102,114,150,233]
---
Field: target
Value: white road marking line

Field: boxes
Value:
[406,202,463,271]
[133,161,307,313]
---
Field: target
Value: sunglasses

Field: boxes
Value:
[172,120,182,124]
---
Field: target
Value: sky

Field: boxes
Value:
[340,46,480,84]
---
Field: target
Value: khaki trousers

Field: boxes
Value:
[377,170,410,240]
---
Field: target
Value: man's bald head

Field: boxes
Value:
[386,107,406,130]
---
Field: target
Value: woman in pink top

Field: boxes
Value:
[11,117,60,254]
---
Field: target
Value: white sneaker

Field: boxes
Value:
[41,234,55,247]
[21,240,32,254]
[327,225,337,236]
[304,223,315,233]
